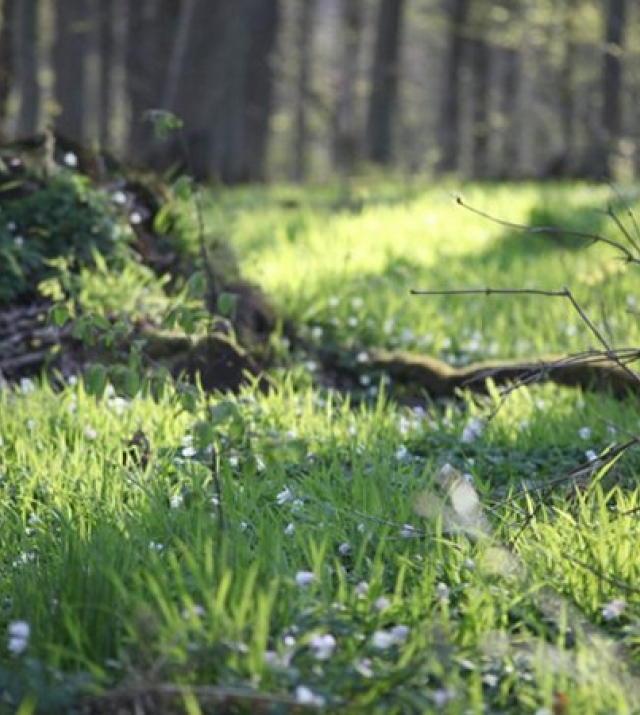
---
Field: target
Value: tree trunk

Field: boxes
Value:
[14,0,40,136]
[96,1,116,147]
[0,0,16,137]
[599,0,626,178]
[52,0,89,139]
[334,0,363,175]
[292,0,315,182]
[156,0,279,183]
[244,0,280,181]
[469,32,490,177]
[555,0,579,176]
[437,0,470,174]
[211,2,251,182]
[365,0,406,165]
[125,0,177,165]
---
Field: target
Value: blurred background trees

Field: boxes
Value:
[0,0,636,183]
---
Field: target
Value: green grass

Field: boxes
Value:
[3,181,640,713]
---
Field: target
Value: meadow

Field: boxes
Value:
[3,180,640,713]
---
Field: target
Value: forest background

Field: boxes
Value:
[0,0,635,185]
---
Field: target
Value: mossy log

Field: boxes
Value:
[366,349,640,400]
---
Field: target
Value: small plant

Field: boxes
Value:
[0,170,135,306]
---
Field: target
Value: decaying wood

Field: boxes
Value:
[366,348,640,399]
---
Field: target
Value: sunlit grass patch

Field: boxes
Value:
[3,181,640,712]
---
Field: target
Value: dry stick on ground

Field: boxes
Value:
[413,196,640,548]
[409,286,640,402]
[445,195,640,390]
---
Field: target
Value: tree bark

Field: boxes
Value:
[244,0,280,181]
[334,0,363,175]
[365,0,406,165]
[437,0,470,174]
[0,0,16,137]
[292,0,315,182]
[599,0,626,178]
[125,0,177,165]
[160,0,279,183]
[14,0,40,136]
[52,0,89,139]
[469,32,490,177]
[96,1,116,147]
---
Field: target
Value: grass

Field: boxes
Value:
[3,181,640,713]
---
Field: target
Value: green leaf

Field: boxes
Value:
[216,292,238,318]
[49,303,70,328]
[85,364,107,397]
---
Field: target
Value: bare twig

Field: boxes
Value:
[410,287,567,298]
[452,194,639,263]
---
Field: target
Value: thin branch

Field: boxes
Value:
[452,194,639,263]
[493,437,639,510]
[410,287,567,298]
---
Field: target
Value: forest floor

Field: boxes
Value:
[3,173,640,713]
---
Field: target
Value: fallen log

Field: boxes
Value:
[366,348,640,400]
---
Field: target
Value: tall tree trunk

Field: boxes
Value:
[437,0,470,174]
[52,0,89,139]
[244,0,279,181]
[125,0,177,165]
[159,0,279,182]
[0,0,16,137]
[599,0,626,178]
[555,0,579,176]
[496,45,519,177]
[97,1,115,146]
[515,0,535,177]
[292,0,315,182]
[14,0,40,136]
[365,0,406,165]
[469,31,490,177]
[161,0,197,113]
[211,2,251,182]
[334,0,363,175]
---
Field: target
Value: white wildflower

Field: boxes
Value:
[395,445,409,460]
[356,581,369,597]
[374,596,391,612]
[7,621,29,655]
[401,523,418,538]
[295,685,325,706]
[276,486,293,505]
[602,599,626,621]
[284,523,295,536]
[578,427,592,440]
[181,604,206,619]
[371,626,408,650]
[389,625,409,643]
[295,571,315,587]
[461,417,483,443]
[309,633,336,660]
[433,688,456,706]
